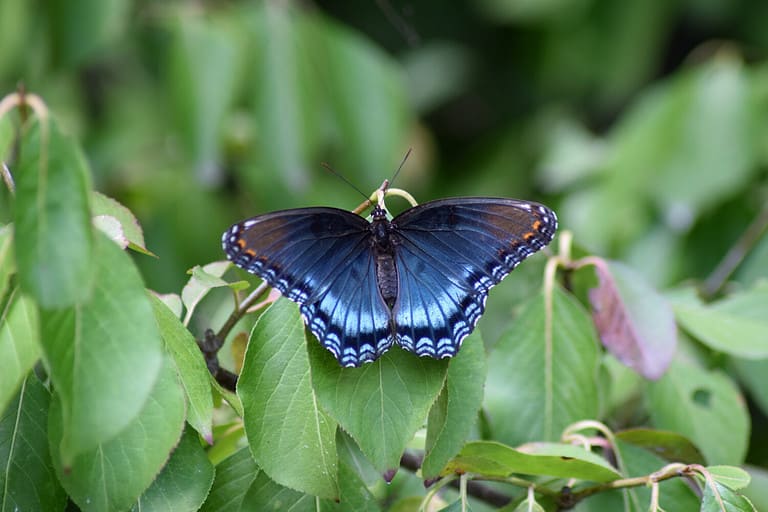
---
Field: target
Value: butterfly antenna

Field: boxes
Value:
[389,147,412,187]
[320,162,370,201]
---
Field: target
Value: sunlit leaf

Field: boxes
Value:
[238,298,338,499]
[41,234,164,463]
[0,288,39,416]
[14,118,94,308]
[91,191,154,255]
[708,466,752,491]
[150,293,214,443]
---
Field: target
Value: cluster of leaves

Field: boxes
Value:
[2,1,768,511]
[0,95,764,511]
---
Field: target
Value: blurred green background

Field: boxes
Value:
[2,0,768,482]
[2,0,767,294]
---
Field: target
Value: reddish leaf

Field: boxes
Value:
[588,259,676,380]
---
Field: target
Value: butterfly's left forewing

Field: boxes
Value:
[222,207,393,366]
[391,198,557,357]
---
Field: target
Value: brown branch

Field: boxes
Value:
[399,451,513,508]
[198,282,270,391]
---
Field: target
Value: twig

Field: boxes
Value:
[702,204,768,299]
[198,282,269,390]
[400,451,513,508]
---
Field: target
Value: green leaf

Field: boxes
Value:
[511,497,546,512]
[238,298,338,499]
[50,355,186,512]
[181,261,240,322]
[646,359,749,465]
[609,438,700,512]
[150,293,214,444]
[708,466,752,491]
[13,118,94,308]
[131,426,215,512]
[701,479,757,512]
[445,441,621,482]
[588,259,676,379]
[92,213,126,248]
[200,447,259,512]
[91,191,153,256]
[336,430,381,489]
[422,332,486,479]
[40,234,164,462]
[47,0,130,66]
[310,338,448,475]
[0,289,40,416]
[743,465,768,511]
[322,458,381,512]
[675,282,768,358]
[732,357,768,417]
[153,292,183,319]
[485,286,601,445]
[0,376,68,511]
[647,58,758,215]
[0,225,13,299]
[241,471,316,511]
[615,428,706,465]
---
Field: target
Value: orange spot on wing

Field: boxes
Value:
[236,238,246,249]
[244,249,257,257]
[523,231,535,241]
[532,220,542,230]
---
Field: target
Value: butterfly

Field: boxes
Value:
[222,188,557,367]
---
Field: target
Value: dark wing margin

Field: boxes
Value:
[299,248,394,367]
[221,207,393,367]
[222,207,372,303]
[391,198,557,357]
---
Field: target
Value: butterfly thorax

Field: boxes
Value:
[370,205,398,309]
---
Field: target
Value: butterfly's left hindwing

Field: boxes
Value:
[391,198,557,357]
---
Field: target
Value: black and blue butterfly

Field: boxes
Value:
[222,186,557,367]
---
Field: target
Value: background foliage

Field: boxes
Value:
[2,0,768,511]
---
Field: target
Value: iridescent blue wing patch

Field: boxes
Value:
[222,208,392,366]
[391,198,557,358]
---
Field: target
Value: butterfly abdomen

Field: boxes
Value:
[370,212,399,309]
[375,253,398,309]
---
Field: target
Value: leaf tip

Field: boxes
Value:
[383,468,398,483]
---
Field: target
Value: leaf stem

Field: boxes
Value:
[702,203,768,299]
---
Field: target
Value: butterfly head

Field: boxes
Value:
[371,203,389,221]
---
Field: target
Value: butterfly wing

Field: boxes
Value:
[222,207,393,366]
[390,198,557,358]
